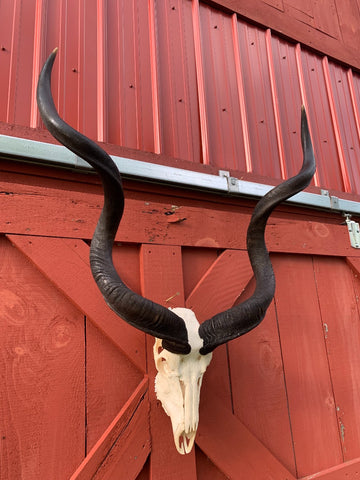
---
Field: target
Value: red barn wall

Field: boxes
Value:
[1,0,360,198]
[215,0,360,70]
[2,1,360,480]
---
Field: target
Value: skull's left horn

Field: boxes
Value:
[198,106,316,355]
[37,49,191,355]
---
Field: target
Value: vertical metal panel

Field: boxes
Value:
[154,0,201,163]
[322,57,351,193]
[30,0,45,128]
[197,3,247,171]
[327,60,360,194]
[231,14,252,173]
[3,0,360,196]
[348,70,360,196]
[235,18,282,179]
[148,0,161,154]
[192,0,209,165]
[0,0,15,122]
[78,0,99,140]
[301,49,345,192]
[1,0,37,126]
[105,0,155,151]
[294,43,320,187]
[96,0,106,142]
[265,29,286,179]
[271,37,303,179]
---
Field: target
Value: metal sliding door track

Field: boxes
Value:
[1,133,359,216]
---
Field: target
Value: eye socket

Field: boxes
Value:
[158,346,164,354]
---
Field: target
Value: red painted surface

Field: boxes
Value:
[1,162,360,478]
[2,1,360,198]
[3,1,360,479]
[216,0,360,71]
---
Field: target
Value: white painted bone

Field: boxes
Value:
[153,307,212,454]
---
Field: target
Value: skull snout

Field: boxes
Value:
[154,336,212,454]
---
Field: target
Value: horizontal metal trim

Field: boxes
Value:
[1,133,359,216]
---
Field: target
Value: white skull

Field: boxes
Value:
[153,308,213,454]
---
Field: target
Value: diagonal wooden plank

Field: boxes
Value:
[7,235,146,372]
[141,244,198,480]
[301,457,360,480]
[186,250,253,320]
[197,392,296,480]
[228,297,297,476]
[0,237,85,479]
[346,256,360,276]
[70,377,150,480]
[186,249,254,410]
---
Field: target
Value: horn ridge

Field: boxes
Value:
[37,49,190,355]
[199,107,316,355]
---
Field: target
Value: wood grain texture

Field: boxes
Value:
[229,277,296,475]
[195,447,229,480]
[197,392,296,480]
[7,235,146,372]
[186,249,254,411]
[140,244,198,480]
[274,254,343,477]
[70,378,150,480]
[0,237,85,480]
[314,257,360,460]
[182,247,219,299]
[85,319,144,452]
[0,171,355,256]
[301,456,360,479]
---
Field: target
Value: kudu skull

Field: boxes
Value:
[37,49,316,455]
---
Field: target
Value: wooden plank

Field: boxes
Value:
[182,247,218,299]
[195,447,228,480]
[314,257,360,461]
[228,278,296,475]
[7,235,146,372]
[70,378,150,480]
[140,244,198,480]
[135,457,150,480]
[0,237,85,480]
[85,319,144,451]
[197,391,296,480]
[346,256,360,277]
[186,250,253,320]
[302,457,360,479]
[186,250,253,410]
[0,172,356,256]
[274,254,343,477]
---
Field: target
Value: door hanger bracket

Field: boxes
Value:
[344,214,360,249]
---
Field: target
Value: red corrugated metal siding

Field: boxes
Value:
[2,0,360,197]
[155,0,201,163]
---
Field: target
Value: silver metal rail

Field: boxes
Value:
[1,133,359,216]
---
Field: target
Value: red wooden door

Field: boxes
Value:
[2,164,360,479]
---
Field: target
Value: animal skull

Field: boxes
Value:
[153,308,212,454]
[37,49,316,456]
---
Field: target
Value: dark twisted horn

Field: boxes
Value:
[198,106,316,354]
[37,49,190,354]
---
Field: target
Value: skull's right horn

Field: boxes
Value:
[198,106,316,355]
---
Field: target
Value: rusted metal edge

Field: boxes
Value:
[1,133,359,215]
